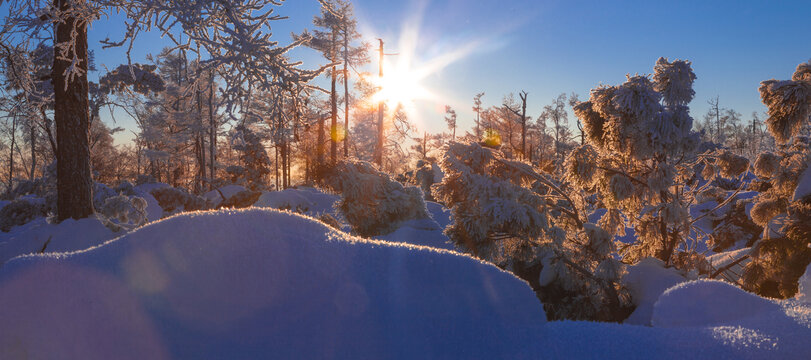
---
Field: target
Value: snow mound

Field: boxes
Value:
[652,280,776,327]
[0,208,544,359]
[622,257,686,325]
[203,185,248,206]
[0,217,117,265]
[798,263,811,303]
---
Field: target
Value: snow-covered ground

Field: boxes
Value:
[2,188,810,358]
[0,209,544,359]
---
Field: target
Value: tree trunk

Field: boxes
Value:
[375,39,384,167]
[29,119,36,180]
[40,108,57,157]
[8,113,16,190]
[330,28,338,164]
[343,26,350,158]
[54,0,94,221]
[520,91,527,160]
[196,88,206,193]
[208,72,216,190]
[274,145,279,190]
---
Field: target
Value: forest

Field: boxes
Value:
[0,0,810,359]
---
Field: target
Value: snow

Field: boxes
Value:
[0,217,117,265]
[622,257,687,325]
[0,208,545,359]
[426,201,452,229]
[792,159,811,201]
[134,183,168,222]
[652,280,776,327]
[798,263,811,303]
[253,187,339,216]
[374,217,456,251]
[202,184,248,206]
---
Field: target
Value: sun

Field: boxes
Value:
[371,59,431,111]
[358,6,495,130]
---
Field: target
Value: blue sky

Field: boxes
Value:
[82,0,811,143]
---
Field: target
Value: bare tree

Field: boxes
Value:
[503,90,528,159]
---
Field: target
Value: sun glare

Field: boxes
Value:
[360,7,492,131]
[372,65,430,110]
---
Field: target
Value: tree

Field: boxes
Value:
[742,60,811,298]
[433,141,630,320]
[472,92,485,139]
[570,57,747,266]
[299,0,364,164]
[538,93,570,164]
[4,0,326,220]
[503,90,528,159]
[335,1,369,158]
[444,105,457,141]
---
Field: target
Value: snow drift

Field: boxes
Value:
[0,208,544,359]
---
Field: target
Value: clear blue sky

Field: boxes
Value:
[83,0,811,143]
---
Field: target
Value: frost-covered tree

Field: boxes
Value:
[472,92,485,140]
[433,141,631,320]
[742,60,811,298]
[503,91,528,159]
[2,0,327,220]
[538,93,572,164]
[298,0,365,163]
[570,58,747,267]
[445,105,457,141]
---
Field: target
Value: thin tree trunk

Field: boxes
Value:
[40,108,57,158]
[8,113,16,189]
[343,25,350,158]
[29,119,36,180]
[54,0,94,220]
[208,71,216,190]
[330,28,338,164]
[274,145,279,190]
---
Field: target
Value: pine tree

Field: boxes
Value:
[570,58,747,267]
[743,60,811,298]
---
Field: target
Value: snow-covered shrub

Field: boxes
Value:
[218,190,262,209]
[150,187,210,214]
[113,181,137,196]
[93,182,118,211]
[325,159,428,237]
[0,200,47,232]
[742,61,811,298]
[97,195,148,231]
[433,141,631,321]
[570,58,745,268]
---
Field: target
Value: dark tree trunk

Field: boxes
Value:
[40,108,57,157]
[7,113,16,189]
[29,119,36,180]
[53,0,94,221]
